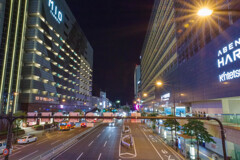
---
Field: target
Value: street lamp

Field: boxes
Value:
[156,81,163,87]
[143,93,148,97]
[197,7,213,17]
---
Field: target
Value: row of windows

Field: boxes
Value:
[28,24,92,79]
[142,21,175,80]
[22,88,89,102]
[141,0,173,70]
[31,13,92,72]
[25,59,91,92]
[142,7,174,77]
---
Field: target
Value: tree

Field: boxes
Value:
[148,113,158,129]
[13,111,27,138]
[163,115,180,146]
[141,111,147,117]
[74,109,84,115]
[122,105,130,113]
[182,119,215,160]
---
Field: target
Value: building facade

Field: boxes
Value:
[140,0,240,158]
[0,0,93,114]
[140,0,177,108]
[134,65,140,99]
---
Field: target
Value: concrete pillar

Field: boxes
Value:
[226,141,236,159]
[222,99,230,114]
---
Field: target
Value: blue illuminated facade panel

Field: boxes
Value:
[156,19,240,109]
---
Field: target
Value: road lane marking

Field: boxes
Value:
[76,152,83,160]
[19,150,38,160]
[51,140,61,145]
[52,124,103,160]
[139,126,164,160]
[0,150,22,160]
[88,140,94,147]
[36,139,48,145]
[104,141,107,147]
[97,133,101,138]
[155,135,184,160]
[98,153,102,160]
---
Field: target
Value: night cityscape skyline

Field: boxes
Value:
[67,0,154,104]
[0,0,240,159]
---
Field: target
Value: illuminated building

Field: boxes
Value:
[0,0,93,114]
[140,0,240,157]
[140,0,177,107]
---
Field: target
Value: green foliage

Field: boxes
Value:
[13,111,27,129]
[141,112,147,117]
[163,115,180,131]
[33,125,43,130]
[182,119,215,143]
[74,109,83,115]
[163,115,180,146]
[122,105,130,112]
[182,119,215,159]
[148,113,158,129]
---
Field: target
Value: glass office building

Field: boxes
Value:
[0,0,93,114]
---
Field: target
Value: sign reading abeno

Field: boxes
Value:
[48,0,63,24]
[217,38,240,82]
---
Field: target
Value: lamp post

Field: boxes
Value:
[142,81,163,113]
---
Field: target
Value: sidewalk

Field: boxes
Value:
[145,123,223,160]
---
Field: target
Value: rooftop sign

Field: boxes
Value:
[48,0,63,24]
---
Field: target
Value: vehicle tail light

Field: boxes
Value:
[23,139,26,142]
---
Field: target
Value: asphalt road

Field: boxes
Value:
[51,120,184,160]
[0,127,88,160]
[1,120,185,160]
[52,120,123,160]
[129,122,185,160]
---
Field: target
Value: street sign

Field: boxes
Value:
[3,148,9,156]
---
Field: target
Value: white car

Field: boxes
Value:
[109,122,115,126]
[17,135,37,144]
[0,141,12,155]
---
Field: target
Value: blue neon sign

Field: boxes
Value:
[48,0,63,24]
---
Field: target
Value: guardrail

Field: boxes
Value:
[32,123,102,160]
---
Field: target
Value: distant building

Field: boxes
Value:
[91,91,111,110]
[134,65,140,99]
[0,0,93,114]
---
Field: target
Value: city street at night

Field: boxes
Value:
[1,0,240,159]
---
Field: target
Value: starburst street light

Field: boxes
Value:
[156,81,163,86]
[143,93,148,97]
[197,7,213,17]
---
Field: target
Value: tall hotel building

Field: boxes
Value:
[0,0,93,114]
[140,0,240,157]
[140,0,177,108]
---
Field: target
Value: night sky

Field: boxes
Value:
[66,0,154,104]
